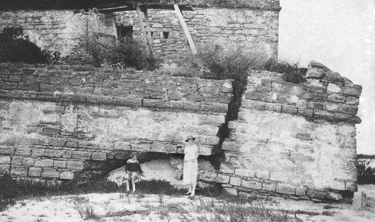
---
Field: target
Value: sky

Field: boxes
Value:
[279,0,375,155]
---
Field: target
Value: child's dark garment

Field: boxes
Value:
[125,159,143,173]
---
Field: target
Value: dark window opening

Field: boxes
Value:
[146,31,154,38]
[117,26,133,39]
[163,32,169,39]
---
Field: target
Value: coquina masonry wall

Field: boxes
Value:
[217,62,362,202]
[0,0,280,61]
[0,64,232,182]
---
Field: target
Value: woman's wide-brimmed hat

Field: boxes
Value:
[185,135,196,142]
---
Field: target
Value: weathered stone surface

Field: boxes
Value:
[0,156,11,164]
[242,179,262,190]
[28,167,42,177]
[67,161,84,170]
[11,167,28,177]
[60,171,74,180]
[15,148,32,156]
[92,152,107,161]
[229,176,242,186]
[35,159,54,167]
[42,169,60,178]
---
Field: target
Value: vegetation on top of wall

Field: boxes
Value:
[262,58,307,83]
[0,27,49,64]
[77,34,160,70]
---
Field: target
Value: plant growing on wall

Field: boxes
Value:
[0,27,49,64]
[77,33,160,70]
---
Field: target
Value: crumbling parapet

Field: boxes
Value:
[217,62,361,202]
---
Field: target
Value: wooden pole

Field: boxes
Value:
[136,4,153,57]
[174,3,197,56]
[142,8,155,56]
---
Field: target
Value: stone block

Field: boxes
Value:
[306,189,326,199]
[35,159,54,167]
[62,150,72,158]
[131,143,151,152]
[32,148,45,157]
[262,182,276,192]
[327,94,346,103]
[242,179,262,190]
[296,187,307,196]
[72,151,92,160]
[11,156,23,165]
[11,167,28,177]
[244,91,264,100]
[67,161,84,170]
[0,156,11,164]
[214,174,230,184]
[28,167,42,177]
[15,148,32,156]
[198,115,225,125]
[276,183,296,195]
[327,83,342,93]
[265,103,282,112]
[222,141,238,151]
[113,141,131,150]
[0,147,15,154]
[208,103,228,113]
[241,100,266,110]
[346,96,359,105]
[22,157,34,166]
[338,104,358,115]
[54,161,67,168]
[220,164,235,174]
[205,136,219,145]
[42,169,60,178]
[255,171,270,180]
[314,110,335,121]
[281,105,298,114]
[307,102,324,110]
[235,169,256,178]
[169,100,184,109]
[230,176,242,186]
[45,149,65,158]
[325,103,340,112]
[92,152,107,161]
[342,85,362,97]
[223,187,238,196]
[60,171,75,180]
[198,146,211,156]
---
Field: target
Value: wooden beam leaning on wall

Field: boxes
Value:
[136,4,154,57]
[174,2,197,56]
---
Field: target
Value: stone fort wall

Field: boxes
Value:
[0,62,362,202]
[217,62,362,202]
[0,1,280,62]
[0,63,231,181]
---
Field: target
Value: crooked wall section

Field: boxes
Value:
[218,63,362,202]
[0,64,232,181]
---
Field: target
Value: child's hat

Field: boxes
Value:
[185,135,196,142]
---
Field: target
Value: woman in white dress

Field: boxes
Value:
[183,135,199,196]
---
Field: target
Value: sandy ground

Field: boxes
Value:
[0,185,374,222]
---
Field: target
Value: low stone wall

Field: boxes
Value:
[0,64,231,182]
[216,62,362,202]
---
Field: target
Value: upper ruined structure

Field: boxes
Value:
[0,0,281,62]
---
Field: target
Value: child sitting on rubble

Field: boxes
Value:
[124,152,144,193]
